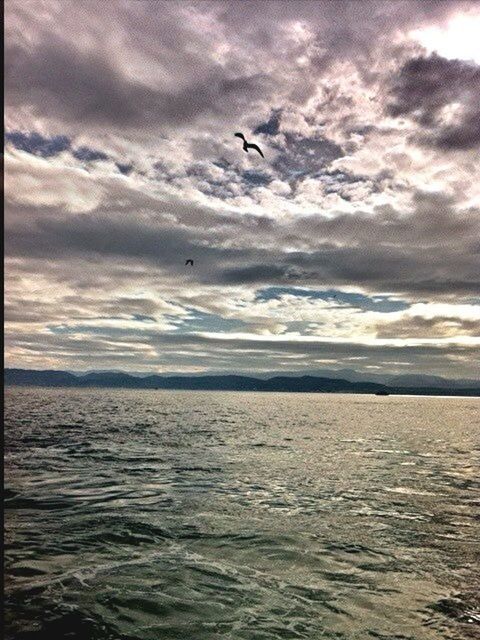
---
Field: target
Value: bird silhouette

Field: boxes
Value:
[234,133,264,158]
[185,259,194,266]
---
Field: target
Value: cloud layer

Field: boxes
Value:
[5,0,480,378]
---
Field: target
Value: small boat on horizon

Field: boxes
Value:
[375,390,390,396]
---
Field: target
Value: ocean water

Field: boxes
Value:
[4,388,480,640]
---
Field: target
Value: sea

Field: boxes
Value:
[4,387,480,640]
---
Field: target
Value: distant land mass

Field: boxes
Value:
[70,368,480,388]
[5,369,480,396]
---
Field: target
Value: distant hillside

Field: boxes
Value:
[4,369,480,396]
[63,367,479,388]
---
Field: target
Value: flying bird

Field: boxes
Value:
[185,259,194,266]
[234,133,264,158]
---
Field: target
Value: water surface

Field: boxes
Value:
[4,388,480,639]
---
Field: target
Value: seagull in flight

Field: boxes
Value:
[185,259,194,266]
[234,133,264,158]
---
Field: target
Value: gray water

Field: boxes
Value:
[4,388,480,640]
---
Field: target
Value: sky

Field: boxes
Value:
[4,0,480,379]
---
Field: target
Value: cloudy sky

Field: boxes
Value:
[5,0,480,379]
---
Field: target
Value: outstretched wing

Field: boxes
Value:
[247,143,264,158]
[234,132,245,139]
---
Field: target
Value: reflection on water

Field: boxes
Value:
[4,388,480,639]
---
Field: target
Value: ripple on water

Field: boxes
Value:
[4,388,480,639]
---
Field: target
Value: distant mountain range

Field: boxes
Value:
[5,369,480,396]
[72,367,480,388]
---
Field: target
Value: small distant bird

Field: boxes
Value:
[234,133,264,158]
[185,259,194,266]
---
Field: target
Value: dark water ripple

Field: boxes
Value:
[4,388,480,639]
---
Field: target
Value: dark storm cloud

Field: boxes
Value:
[5,211,229,266]
[5,34,267,130]
[219,250,480,295]
[5,186,480,296]
[6,1,469,137]
[387,53,480,150]
[221,264,292,283]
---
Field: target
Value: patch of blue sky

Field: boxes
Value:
[287,320,320,333]
[254,110,281,136]
[170,309,246,333]
[212,159,230,171]
[5,130,71,157]
[116,162,134,175]
[47,325,74,334]
[6,130,110,163]
[72,146,109,162]
[242,170,272,186]
[46,324,118,335]
[46,314,157,334]
[255,287,409,313]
